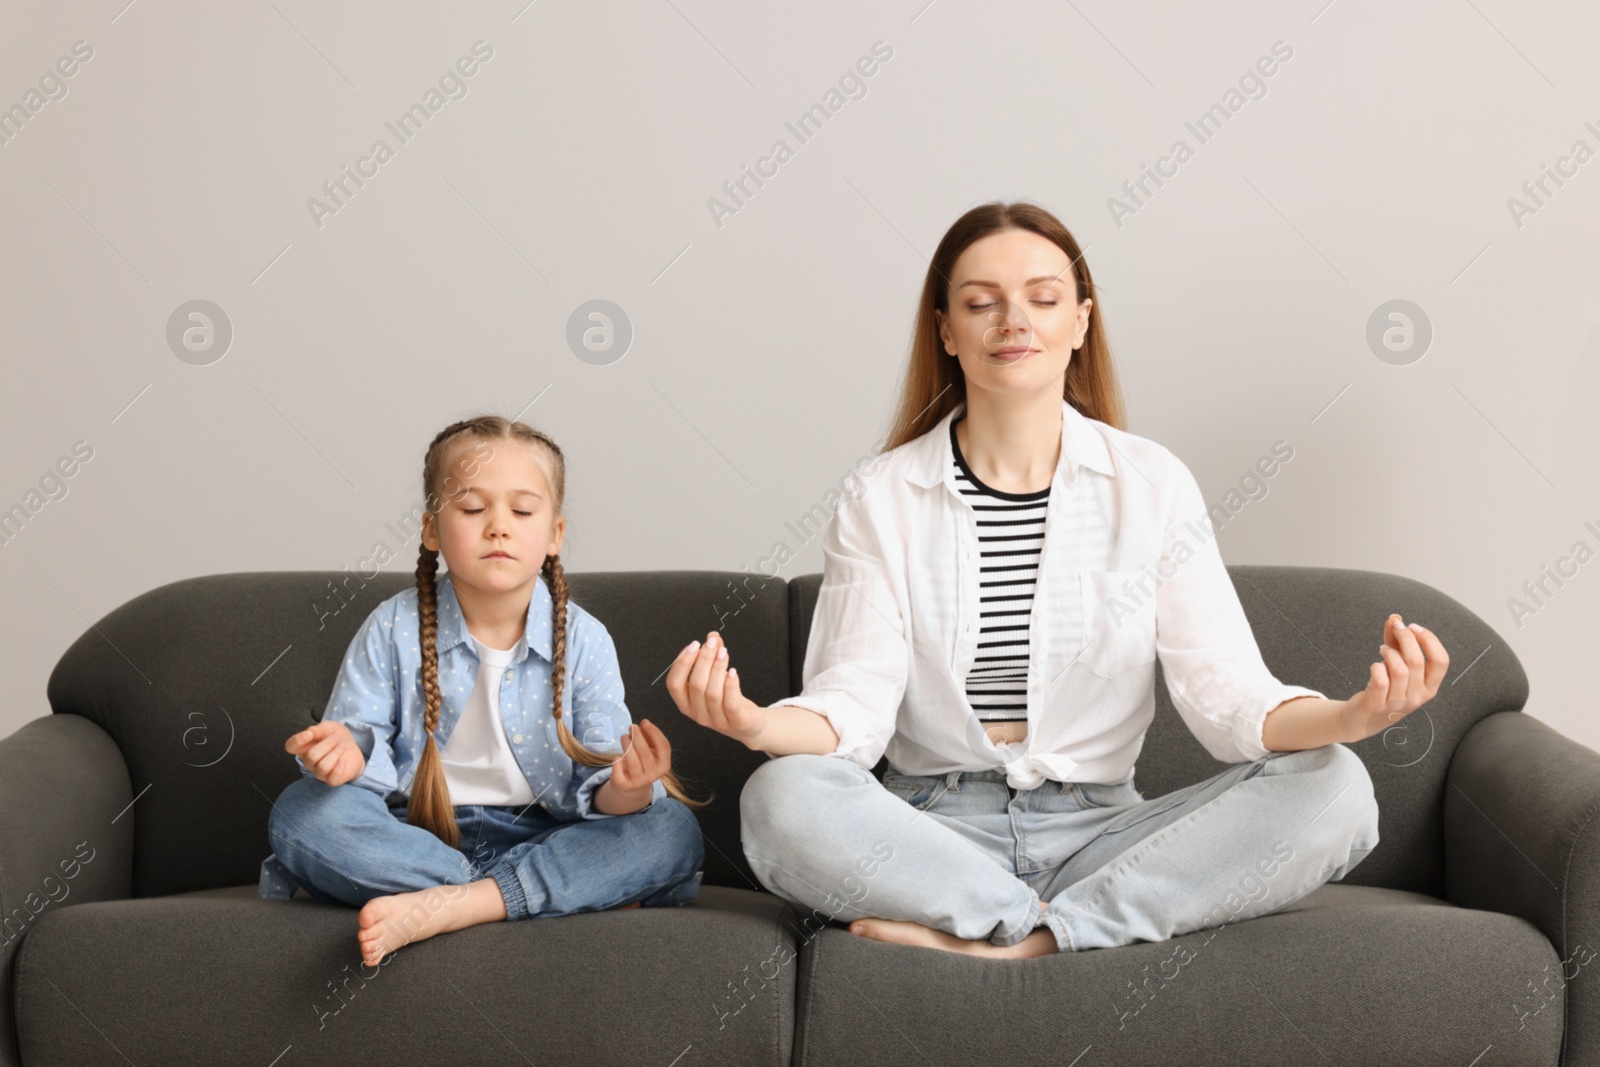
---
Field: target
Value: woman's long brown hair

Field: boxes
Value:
[408,415,709,849]
[879,201,1128,454]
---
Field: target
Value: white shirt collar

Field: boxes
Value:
[903,395,1116,490]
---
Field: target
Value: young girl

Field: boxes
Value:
[259,415,708,967]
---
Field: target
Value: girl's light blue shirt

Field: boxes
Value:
[297,569,666,819]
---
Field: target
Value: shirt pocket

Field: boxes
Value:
[1078,568,1158,679]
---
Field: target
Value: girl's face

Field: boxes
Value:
[422,437,564,597]
[935,228,1091,399]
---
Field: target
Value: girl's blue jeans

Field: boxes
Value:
[739,743,1381,953]
[261,777,704,919]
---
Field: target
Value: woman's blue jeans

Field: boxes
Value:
[264,777,704,920]
[739,744,1381,953]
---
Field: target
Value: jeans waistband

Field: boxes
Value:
[891,766,1084,795]
[949,769,1009,784]
[930,768,1074,795]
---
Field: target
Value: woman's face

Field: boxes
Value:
[422,438,564,598]
[936,228,1091,398]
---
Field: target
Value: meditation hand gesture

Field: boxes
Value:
[610,720,673,793]
[285,720,366,787]
[665,630,768,747]
[1340,614,1449,744]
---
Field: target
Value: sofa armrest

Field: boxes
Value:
[1445,710,1600,1058]
[0,714,133,1067]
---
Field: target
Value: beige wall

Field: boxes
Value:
[2,1,1596,751]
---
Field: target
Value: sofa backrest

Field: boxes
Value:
[45,564,1524,900]
[45,570,787,898]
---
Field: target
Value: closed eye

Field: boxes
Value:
[462,508,532,517]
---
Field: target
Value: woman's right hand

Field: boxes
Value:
[285,720,367,787]
[666,630,768,748]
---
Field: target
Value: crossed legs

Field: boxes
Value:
[738,747,1380,956]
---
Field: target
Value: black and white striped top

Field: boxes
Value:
[951,415,1049,724]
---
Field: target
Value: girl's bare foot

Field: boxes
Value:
[848,918,1060,959]
[357,879,507,967]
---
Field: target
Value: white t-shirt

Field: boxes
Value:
[439,637,537,806]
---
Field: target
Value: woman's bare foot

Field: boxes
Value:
[848,918,1059,959]
[357,879,507,967]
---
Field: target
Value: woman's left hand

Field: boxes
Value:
[610,719,671,793]
[1339,614,1449,743]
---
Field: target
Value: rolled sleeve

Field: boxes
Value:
[573,763,668,820]
[566,622,668,819]
[302,605,402,795]
[1155,452,1326,764]
[1232,681,1331,761]
[780,494,907,770]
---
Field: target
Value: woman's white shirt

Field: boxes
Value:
[777,397,1325,789]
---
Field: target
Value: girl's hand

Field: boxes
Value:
[610,719,672,794]
[665,630,769,747]
[285,720,366,787]
[1339,614,1449,744]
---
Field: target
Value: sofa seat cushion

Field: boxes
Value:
[15,883,800,1067]
[791,884,1564,1067]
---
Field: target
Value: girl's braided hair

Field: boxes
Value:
[408,415,709,848]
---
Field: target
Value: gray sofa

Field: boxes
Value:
[1,565,1593,1066]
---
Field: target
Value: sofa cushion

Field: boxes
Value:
[14,883,801,1067]
[788,884,1563,1066]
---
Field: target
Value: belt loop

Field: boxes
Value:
[946,770,962,793]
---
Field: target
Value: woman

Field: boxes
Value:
[665,201,1447,958]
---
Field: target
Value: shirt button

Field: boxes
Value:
[1031,680,1043,692]
[513,734,523,743]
